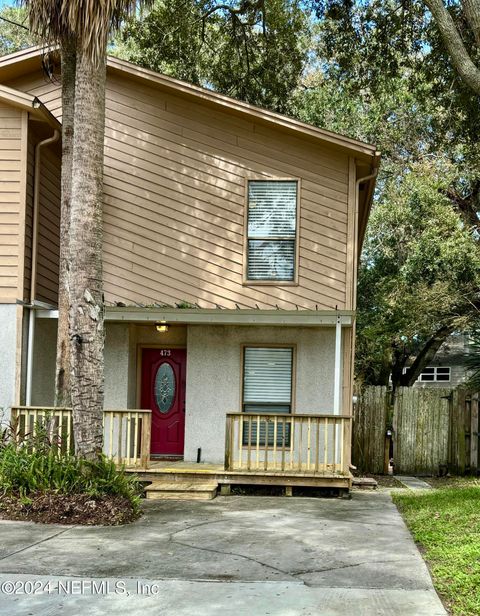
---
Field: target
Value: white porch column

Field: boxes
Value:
[333,315,342,415]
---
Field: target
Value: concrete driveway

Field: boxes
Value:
[0,491,445,615]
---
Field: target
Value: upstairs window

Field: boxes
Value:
[246,180,298,282]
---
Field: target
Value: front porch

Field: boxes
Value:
[128,461,351,500]
[11,407,352,497]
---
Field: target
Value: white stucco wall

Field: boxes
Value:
[104,323,130,408]
[30,321,139,409]
[183,325,337,464]
[31,317,57,406]
[0,304,19,422]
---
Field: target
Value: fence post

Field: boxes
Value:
[470,393,479,472]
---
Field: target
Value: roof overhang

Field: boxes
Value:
[0,83,61,132]
[357,152,382,254]
[0,46,378,161]
[36,307,354,327]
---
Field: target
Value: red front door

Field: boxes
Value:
[141,348,186,456]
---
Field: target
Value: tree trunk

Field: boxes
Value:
[55,41,76,408]
[68,47,106,459]
[424,0,480,94]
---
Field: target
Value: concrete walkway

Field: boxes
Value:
[395,476,433,490]
[0,492,446,615]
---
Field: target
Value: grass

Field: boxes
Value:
[393,479,480,616]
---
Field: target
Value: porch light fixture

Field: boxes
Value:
[155,321,169,333]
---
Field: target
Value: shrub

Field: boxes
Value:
[0,444,141,513]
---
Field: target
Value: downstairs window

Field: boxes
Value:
[242,346,293,446]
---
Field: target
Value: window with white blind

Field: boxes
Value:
[246,180,298,282]
[242,347,293,446]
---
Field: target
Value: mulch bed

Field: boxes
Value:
[0,492,140,525]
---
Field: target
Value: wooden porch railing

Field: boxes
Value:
[10,407,152,467]
[225,412,351,474]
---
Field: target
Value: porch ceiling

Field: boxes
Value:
[35,306,354,326]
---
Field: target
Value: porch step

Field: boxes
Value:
[145,480,218,500]
[352,477,378,489]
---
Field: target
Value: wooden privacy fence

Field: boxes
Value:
[10,407,152,467]
[393,388,451,475]
[353,387,480,475]
[449,391,479,475]
[225,412,351,475]
[352,386,390,474]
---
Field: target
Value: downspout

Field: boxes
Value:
[25,129,60,405]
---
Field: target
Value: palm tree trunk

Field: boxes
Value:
[69,47,106,459]
[54,41,76,408]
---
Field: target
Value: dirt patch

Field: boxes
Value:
[424,476,480,489]
[0,491,140,525]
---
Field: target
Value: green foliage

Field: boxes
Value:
[0,7,36,56]
[464,333,480,390]
[356,160,480,384]
[311,0,480,173]
[114,0,309,112]
[0,444,141,510]
[393,483,480,616]
[290,4,480,384]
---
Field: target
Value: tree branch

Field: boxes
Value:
[0,16,29,31]
[424,0,480,94]
[462,0,480,47]
[400,325,456,386]
[444,183,480,232]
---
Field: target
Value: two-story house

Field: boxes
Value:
[0,46,379,496]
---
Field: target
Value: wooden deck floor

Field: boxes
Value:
[124,460,352,490]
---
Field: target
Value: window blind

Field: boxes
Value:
[243,347,292,408]
[247,240,295,280]
[247,181,297,281]
[248,181,297,238]
[242,347,293,446]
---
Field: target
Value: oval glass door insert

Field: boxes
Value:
[154,362,176,413]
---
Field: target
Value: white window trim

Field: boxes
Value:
[402,366,451,383]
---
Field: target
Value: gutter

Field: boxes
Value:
[25,128,60,406]
[356,153,381,260]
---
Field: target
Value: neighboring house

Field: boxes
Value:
[0,46,379,493]
[405,333,471,389]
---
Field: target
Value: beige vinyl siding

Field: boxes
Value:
[6,73,62,122]
[23,136,34,301]
[20,129,60,306]
[0,103,25,303]
[7,70,353,310]
[35,144,60,305]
